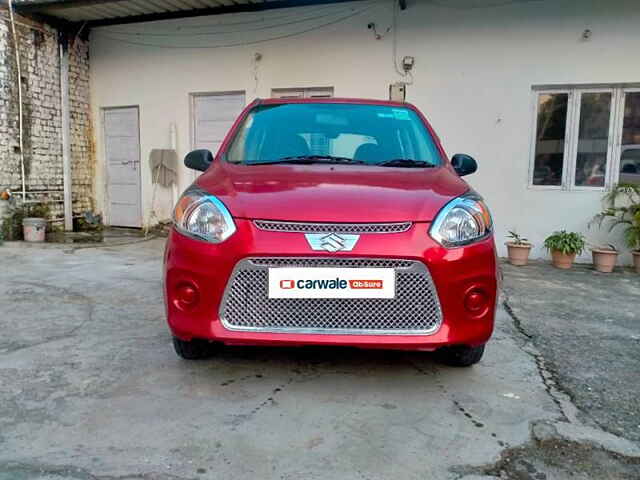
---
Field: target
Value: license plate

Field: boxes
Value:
[268,268,395,299]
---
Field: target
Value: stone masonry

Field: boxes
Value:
[0,8,93,222]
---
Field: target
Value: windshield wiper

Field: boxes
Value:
[249,155,366,166]
[378,159,435,168]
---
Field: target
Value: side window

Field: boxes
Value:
[619,92,640,185]
[573,92,613,188]
[226,112,253,162]
[529,87,627,190]
[532,93,569,186]
[529,86,640,190]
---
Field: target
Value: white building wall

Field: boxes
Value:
[89,0,640,262]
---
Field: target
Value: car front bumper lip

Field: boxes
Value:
[164,220,498,351]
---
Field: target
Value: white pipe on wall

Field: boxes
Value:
[7,0,26,203]
[59,38,73,231]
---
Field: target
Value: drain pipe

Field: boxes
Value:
[7,0,26,203]
[59,32,73,231]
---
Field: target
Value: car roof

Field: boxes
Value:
[255,97,416,109]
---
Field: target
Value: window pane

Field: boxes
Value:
[533,93,568,186]
[331,134,377,158]
[225,104,442,166]
[619,92,640,185]
[575,92,611,187]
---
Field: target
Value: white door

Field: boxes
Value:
[104,107,141,228]
[192,92,246,155]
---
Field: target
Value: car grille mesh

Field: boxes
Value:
[253,220,412,234]
[219,258,442,335]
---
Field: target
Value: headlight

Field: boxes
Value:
[429,194,492,247]
[173,186,236,243]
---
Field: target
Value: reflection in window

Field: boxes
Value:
[533,93,568,186]
[620,92,640,185]
[575,93,611,187]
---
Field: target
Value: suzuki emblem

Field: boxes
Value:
[305,233,359,252]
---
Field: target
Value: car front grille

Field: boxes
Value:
[253,220,412,234]
[219,257,442,335]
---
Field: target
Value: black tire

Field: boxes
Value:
[172,336,219,360]
[437,344,485,367]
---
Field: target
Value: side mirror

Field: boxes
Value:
[451,153,478,177]
[184,149,213,172]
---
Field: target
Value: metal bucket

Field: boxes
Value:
[22,217,47,242]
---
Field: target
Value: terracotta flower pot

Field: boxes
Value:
[633,251,640,274]
[505,242,532,266]
[551,250,576,269]
[591,249,618,273]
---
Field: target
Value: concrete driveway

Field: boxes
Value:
[0,239,638,479]
[502,261,640,443]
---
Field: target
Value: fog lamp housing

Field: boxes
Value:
[175,283,200,310]
[464,289,489,314]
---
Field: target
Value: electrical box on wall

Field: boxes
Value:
[389,82,406,102]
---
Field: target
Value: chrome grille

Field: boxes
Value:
[253,220,412,234]
[219,258,442,335]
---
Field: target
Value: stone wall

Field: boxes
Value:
[0,9,93,223]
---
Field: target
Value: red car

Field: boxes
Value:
[164,98,497,367]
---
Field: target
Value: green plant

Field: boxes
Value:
[544,230,586,255]
[24,203,51,219]
[507,230,529,245]
[592,183,640,252]
[0,203,51,241]
[2,207,25,241]
[74,212,104,232]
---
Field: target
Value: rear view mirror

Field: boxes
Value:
[451,154,478,177]
[185,149,213,172]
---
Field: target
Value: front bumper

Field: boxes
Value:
[163,220,498,351]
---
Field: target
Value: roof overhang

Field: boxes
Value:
[13,0,372,29]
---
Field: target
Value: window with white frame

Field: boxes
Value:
[530,87,640,189]
[271,87,334,99]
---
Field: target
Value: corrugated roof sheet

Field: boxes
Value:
[14,0,367,26]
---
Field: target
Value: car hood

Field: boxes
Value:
[195,162,468,222]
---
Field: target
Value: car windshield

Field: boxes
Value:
[224,103,443,167]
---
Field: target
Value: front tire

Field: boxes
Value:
[437,344,485,367]
[172,336,219,360]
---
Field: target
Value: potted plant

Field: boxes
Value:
[505,230,532,266]
[591,244,619,273]
[544,230,586,269]
[592,183,640,274]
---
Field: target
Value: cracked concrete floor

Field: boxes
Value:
[0,240,637,479]
[502,261,640,444]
